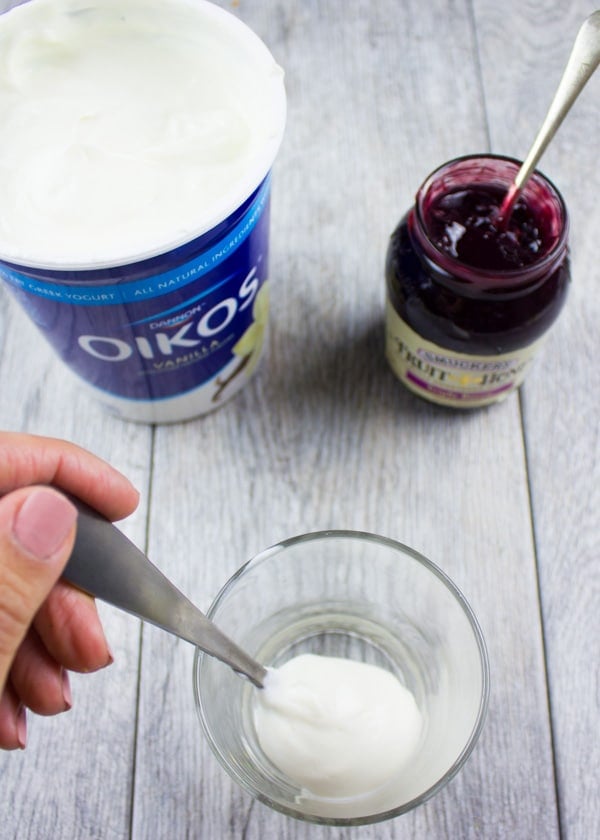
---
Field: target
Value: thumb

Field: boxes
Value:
[0,487,77,688]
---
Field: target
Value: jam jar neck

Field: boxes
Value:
[411,154,569,299]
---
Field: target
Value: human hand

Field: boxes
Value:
[0,431,139,749]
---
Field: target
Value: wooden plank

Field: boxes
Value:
[0,20,150,840]
[474,2,600,837]
[0,287,153,838]
[131,2,558,839]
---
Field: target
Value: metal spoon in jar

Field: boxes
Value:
[498,10,600,223]
[62,498,267,688]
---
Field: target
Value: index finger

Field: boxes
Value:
[0,432,139,522]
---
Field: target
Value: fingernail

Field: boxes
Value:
[62,669,72,710]
[105,645,115,668]
[16,704,27,749]
[13,488,77,561]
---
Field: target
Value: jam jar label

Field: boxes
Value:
[385,300,545,408]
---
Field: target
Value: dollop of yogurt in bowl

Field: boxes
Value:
[252,653,423,799]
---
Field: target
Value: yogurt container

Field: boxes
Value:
[0,0,286,422]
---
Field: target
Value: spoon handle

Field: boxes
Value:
[514,10,600,190]
[63,500,266,688]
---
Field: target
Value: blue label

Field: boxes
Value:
[1,178,272,403]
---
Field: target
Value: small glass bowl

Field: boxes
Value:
[193,531,489,826]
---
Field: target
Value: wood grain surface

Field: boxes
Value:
[0,1,597,838]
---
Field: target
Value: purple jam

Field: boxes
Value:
[425,186,549,271]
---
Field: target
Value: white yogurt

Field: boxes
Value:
[253,654,423,799]
[0,0,285,266]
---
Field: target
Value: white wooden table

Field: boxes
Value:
[0,1,598,838]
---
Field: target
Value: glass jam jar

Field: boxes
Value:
[385,154,570,408]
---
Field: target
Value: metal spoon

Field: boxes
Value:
[499,10,600,222]
[63,499,267,688]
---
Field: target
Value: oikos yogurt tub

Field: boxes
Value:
[0,0,286,422]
